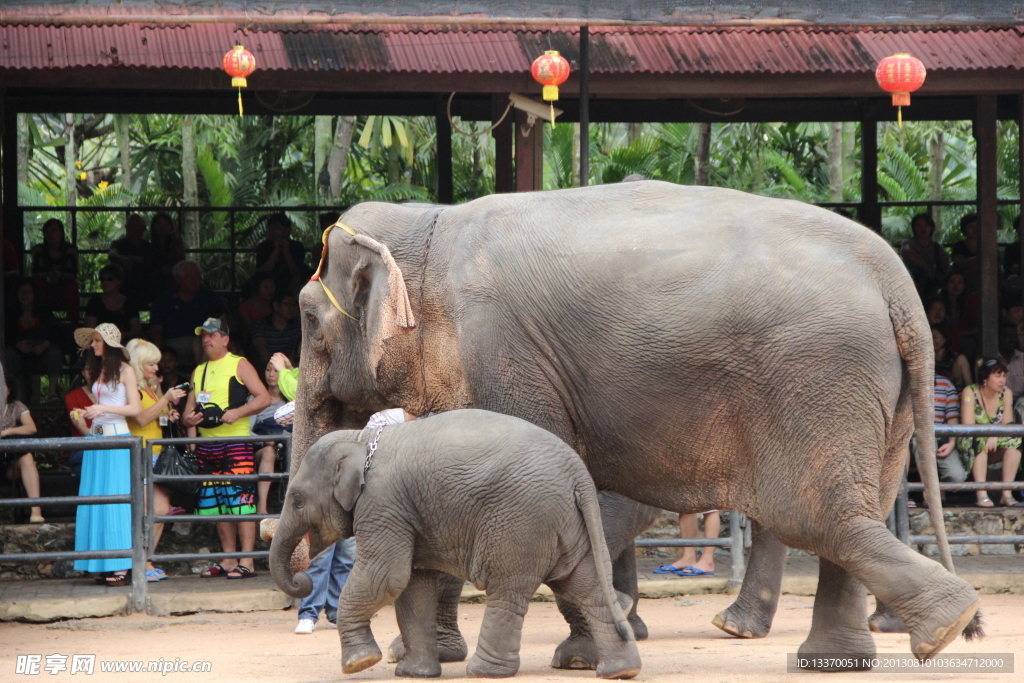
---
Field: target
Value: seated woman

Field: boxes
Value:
[83,264,141,340]
[125,339,186,582]
[30,218,79,321]
[958,358,1023,507]
[4,278,64,403]
[0,361,43,523]
[932,325,971,391]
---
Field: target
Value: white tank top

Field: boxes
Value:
[92,372,129,426]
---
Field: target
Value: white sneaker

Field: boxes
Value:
[323,620,337,629]
[294,619,315,634]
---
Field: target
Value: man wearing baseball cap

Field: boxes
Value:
[183,317,270,579]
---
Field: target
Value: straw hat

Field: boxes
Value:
[74,323,129,359]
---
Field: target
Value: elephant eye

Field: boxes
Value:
[292,492,306,509]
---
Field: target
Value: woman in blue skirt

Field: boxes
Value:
[73,323,141,586]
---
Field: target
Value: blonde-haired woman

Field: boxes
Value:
[127,339,186,582]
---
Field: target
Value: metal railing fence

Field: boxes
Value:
[144,435,291,566]
[0,433,291,614]
[3,425,1024,605]
[0,435,147,610]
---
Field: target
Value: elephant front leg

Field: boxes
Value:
[796,558,875,671]
[466,585,535,678]
[388,572,468,664]
[713,521,787,638]
[337,561,410,674]
[394,570,442,678]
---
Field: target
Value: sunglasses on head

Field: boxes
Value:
[986,359,1000,367]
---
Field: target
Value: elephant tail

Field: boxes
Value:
[576,481,634,642]
[888,294,956,575]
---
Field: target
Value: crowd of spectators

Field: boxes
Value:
[4,210,315,404]
[902,212,1024,507]
[1,211,322,572]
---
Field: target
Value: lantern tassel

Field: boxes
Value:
[237,89,244,117]
[897,106,902,128]
[550,103,556,128]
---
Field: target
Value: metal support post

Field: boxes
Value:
[129,438,148,612]
[579,25,590,187]
[728,510,746,591]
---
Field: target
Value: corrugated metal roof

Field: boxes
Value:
[2,23,1023,74]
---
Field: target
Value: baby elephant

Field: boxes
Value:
[270,409,641,679]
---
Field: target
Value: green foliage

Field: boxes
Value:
[14,111,1022,283]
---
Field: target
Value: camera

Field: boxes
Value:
[173,382,192,393]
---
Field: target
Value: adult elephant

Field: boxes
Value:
[282,181,978,667]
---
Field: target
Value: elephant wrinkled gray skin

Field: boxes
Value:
[270,410,642,679]
[283,181,980,669]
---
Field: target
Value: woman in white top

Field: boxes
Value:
[72,323,140,586]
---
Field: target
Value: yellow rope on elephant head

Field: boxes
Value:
[309,220,359,322]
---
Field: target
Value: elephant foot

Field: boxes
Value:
[466,651,519,678]
[342,642,383,674]
[909,597,980,661]
[550,635,597,670]
[796,630,876,671]
[627,613,648,641]
[395,657,442,678]
[711,604,771,639]
[388,632,467,664]
[595,645,642,681]
[868,602,908,634]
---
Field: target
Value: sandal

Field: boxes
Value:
[976,495,994,508]
[675,566,714,576]
[105,571,131,587]
[226,565,257,580]
[145,568,168,582]
[1000,496,1023,507]
[200,564,228,578]
[93,572,111,585]
[652,565,682,574]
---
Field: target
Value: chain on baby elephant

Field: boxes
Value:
[364,426,385,474]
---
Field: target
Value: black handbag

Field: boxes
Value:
[153,443,200,497]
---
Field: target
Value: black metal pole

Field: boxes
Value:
[579,25,590,187]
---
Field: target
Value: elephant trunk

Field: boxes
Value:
[270,521,314,599]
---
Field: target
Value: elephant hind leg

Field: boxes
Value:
[816,516,980,661]
[548,557,641,680]
[466,583,536,678]
[796,558,875,671]
[713,521,786,639]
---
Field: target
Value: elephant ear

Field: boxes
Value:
[348,234,416,375]
[329,441,369,512]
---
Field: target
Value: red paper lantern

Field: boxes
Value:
[875,53,926,126]
[531,50,570,102]
[222,45,257,116]
[530,50,570,127]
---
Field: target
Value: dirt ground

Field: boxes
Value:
[1,594,1020,682]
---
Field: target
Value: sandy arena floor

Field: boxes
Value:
[1,594,1020,682]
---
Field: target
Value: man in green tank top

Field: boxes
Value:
[183,318,271,579]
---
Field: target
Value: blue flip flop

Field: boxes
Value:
[674,566,714,576]
[652,565,680,574]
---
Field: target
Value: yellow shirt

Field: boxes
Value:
[195,353,251,438]
[129,389,164,455]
